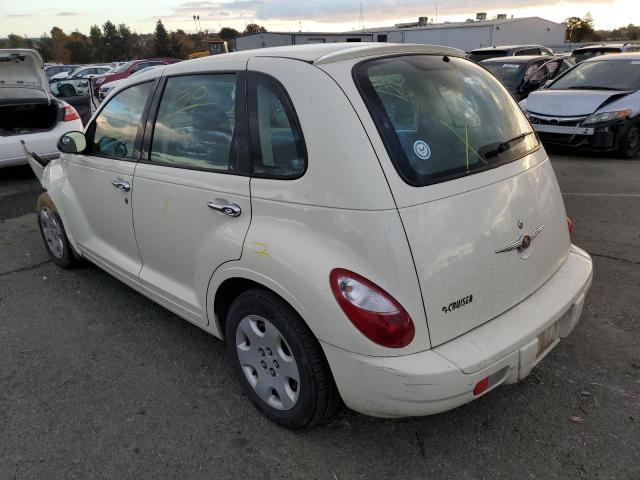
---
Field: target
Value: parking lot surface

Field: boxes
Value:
[1,155,639,480]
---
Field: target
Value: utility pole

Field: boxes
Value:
[193,14,198,33]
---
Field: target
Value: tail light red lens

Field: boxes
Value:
[567,217,573,235]
[473,377,489,396]
[329,268,415,348]
[63,104,80,122]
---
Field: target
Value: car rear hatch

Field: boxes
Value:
[0,49,50,106]
[352,53,571,346]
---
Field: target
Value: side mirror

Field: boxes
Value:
[58,131,87,154]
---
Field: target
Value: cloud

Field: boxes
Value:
[160,0,604,24]
[56,12,87,17]
[6,13,35,17]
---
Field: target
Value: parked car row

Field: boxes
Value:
[0,50,84,168]
[520,53,640,158]
[23,43,593,430]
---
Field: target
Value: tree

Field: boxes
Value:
[153,20,171,57]
[7,34,28,48]
[50,27,70,63]
[244,23,267,34]
[219,27,240,42]
[35,33,54,62]
[66,31,93,63]
[565,13,598,42]
[101,21,119,61]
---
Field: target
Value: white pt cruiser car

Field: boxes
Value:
[26,44,593,429]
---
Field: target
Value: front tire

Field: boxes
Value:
[616,120,640,159]
[226,288,340,429]
[37,194,79,268]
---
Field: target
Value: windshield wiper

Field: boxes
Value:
[484,131,534,159]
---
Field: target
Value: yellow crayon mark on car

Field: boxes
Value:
[254,242,270,258]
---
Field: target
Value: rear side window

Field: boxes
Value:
[248,73,306,178]
[92,82,152,159]
[355,55,538,186]
[150,74,238,172]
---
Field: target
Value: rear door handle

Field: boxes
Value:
[208,201,241,217]
[111,180,131,192]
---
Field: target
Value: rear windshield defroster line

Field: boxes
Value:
[353,54,539,187]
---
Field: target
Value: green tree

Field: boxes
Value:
[66,31,93,63]
[244,23,267,34]
[101,21,119,61]
[565,13,598,42]
[219,27,240,42]
[89,25,104,62]
[7,34,28,48]
[35,33,54,62]
[153,20,171,57]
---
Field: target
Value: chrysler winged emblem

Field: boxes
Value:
[495,224,545,254]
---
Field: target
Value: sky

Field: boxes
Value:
[1,0,639,37]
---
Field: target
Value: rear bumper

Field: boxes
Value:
[0,119,83,167]
[322,245,593,418]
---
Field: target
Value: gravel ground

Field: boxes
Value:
[1,155,638,480]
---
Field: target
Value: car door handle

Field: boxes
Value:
[207,201,241,217]
[111,180,131,192]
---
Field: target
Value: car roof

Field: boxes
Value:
[582,52,640,62]
[481,55,552,64]
[572,43,634,51]
[470,45,545,53]
[186,43,462,66]
[115,43,464,95]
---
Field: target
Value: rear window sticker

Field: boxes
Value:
[413,140,431,160]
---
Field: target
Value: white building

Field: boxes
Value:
[365,16,566,52]
[235,16,566,53]
[235,32,373,51]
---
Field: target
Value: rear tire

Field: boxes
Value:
[37,194,80,269]
[616,120,640,159]
[225,288,340,429]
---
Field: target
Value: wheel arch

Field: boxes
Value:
[207,267,308,341]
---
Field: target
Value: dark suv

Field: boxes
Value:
[468,45,554,63]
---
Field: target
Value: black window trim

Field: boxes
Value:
[85,78,160,163]
[139,70,251,177]
[246,71,308,180]
[352,53,540,188]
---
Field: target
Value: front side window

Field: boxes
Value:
[550,59,640,91]
[150,74,237,172]
[92,82,152,159]
[355,55,538,186]
[249,74,306,178]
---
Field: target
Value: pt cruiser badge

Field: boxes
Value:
[495,224,545,254]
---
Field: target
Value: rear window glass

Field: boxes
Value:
[354,55,538,186]
[571,48,621,63]
[468,50,507,62]
[483,62,524,89]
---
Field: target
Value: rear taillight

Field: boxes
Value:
[63,104,80,122]
[567,217,573,235]
[329,268,414,348]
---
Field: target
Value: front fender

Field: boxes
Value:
[206,200,431,357]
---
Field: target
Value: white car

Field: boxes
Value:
[50,65,113,97]
[26,43,592,429]
[0,49,84,167]
[521,53,640,158]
